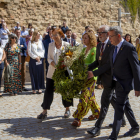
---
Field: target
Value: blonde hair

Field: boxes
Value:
[31,30,39,43]
[82,30,97,48]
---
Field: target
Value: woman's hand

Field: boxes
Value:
[87,71,94,79]
[6,62,9,67]
[51,61,56,69]
[36,57,40,62]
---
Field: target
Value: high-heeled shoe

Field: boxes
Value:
[71,119,81,127]
[88,114,99,121]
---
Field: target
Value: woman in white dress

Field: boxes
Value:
[28,30,45,94]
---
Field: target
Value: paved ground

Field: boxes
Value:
[0,83,140,140]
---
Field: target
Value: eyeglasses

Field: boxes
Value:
[11,37,16,39]
[109,35,117,38]
[97,32,107,35]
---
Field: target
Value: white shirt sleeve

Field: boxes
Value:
[47,43,53,64]
[28,41,38,59]
[37,41,45,58]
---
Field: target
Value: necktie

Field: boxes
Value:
[68,39,70,43]
[113,46,118,63]
[100,43,104,56]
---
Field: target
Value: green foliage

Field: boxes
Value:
[120,0,140,22]
[52,52,88,102]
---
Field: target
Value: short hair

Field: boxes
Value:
[52,28,65,38]
[66,29,71,33]
[109,26,123,36]
[9,33,18,44]
[15,28,20,32]
[99,25,110,32]
[85,26,89,29]
[82,30,97,48]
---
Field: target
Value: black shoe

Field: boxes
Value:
[64,110,71,118]
[109,120,126,128]
[22,87,28,91]
[124,127,139,137]
[37,112,47,120]
[87,127,100,137]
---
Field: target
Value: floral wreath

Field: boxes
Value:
[52,44,88,101]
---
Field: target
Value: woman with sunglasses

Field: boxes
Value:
[4,34,22,96]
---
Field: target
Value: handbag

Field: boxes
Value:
[25,54,30,62]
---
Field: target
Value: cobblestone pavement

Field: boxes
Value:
[0,83,140,140]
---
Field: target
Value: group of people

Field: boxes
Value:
[0,18,140,140]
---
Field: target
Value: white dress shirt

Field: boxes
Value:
[28,40,45,59]
[116,38,124,53]
[47,41,69,79]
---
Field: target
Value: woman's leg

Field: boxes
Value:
[41,78,54,110]
[73,79,99,121]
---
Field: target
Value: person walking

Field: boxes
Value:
[72,30,100,127]
[37,28,73,120]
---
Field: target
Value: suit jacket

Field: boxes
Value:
[20,37,27,57]
[88,40,114,88]
[63,37,68,42]
[110,40,140,91]
[47,41,69,79]
[42,38,51,59]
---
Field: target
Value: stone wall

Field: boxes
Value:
[0,0,139,44]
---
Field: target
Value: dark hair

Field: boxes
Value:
[124,34,132,44]
[15,28,20,32]
[28,23,32,28]
[59,25,61,28]
[66,29,71,33]
[51,26,56,30]
[85,26,89,29]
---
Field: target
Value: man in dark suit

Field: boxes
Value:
[106,26,140,140]
[15,28,27,91]
[87,25,126,137]
[43,29,53,75]
[63,29,72,44]
[61,22,69,34]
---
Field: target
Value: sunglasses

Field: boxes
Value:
[11,37,16,39]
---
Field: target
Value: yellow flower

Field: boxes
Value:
[62,46,64,50]
[65,50,73,57]
[91,52,94,55]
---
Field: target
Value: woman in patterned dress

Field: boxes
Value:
[4,33,22,96]
[72,30,100,127]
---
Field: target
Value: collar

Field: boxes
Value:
[116,38,124,49]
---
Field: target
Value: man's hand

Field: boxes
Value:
[135,91,140,97]
[87,71,94,79]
